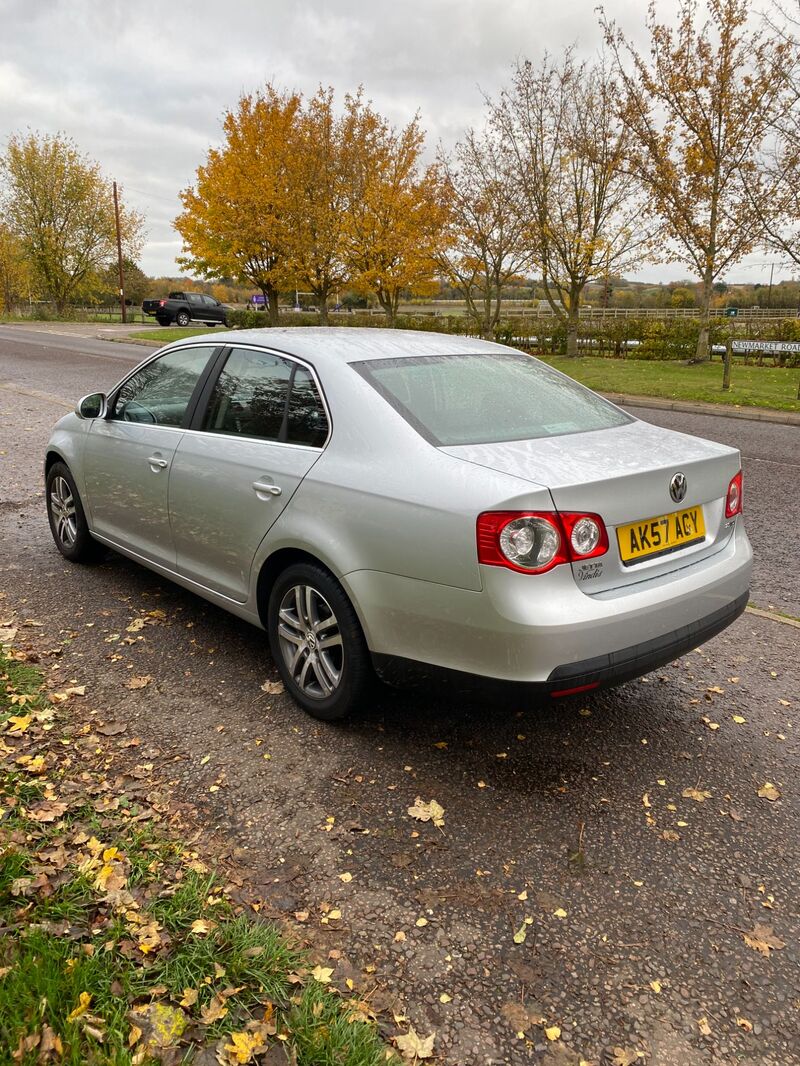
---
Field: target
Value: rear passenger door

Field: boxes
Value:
[168,345,329,601]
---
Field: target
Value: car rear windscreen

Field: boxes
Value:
[354,352,632,446]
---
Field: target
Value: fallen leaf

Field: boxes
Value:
[611,1049,644,1066]
[190,918,217,935]
[28,800,68,823]
[545,1025,561,1041]
[395,1027,435,1061]
[732,715,747,724]
[439,992,451,1003]
[179,988,198,1008]
[126,676,152,690]
[67,992,92,1022]
[260,679,284,694]
[407,797,445,827]
[649,980,662,993]
[682,787,712,802]
[311,966,334,984]
[697,1017,712,1036]
[512,922,528,944]
[742,923,786,957]
[757,782,781,802]
[517,889,528,901]
[415,917,429,928]
[339,872,353,883]
[224,1030,268,1063]
[661,830,681,842]
[553,908,567,919]
[200,996,228,1024]
[6,714,31,734]
[736,1016,753,1033]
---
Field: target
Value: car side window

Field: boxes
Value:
[110,347,213,427]
[187,293,203,306]
[202,295,217,307]
[286,367,328,447]
[202,348,293,441]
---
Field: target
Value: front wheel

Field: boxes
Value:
[176,310,190,327]
[45,462,105,563]
[267,563,372,720]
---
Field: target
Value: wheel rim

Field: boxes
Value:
[277,585,343,700]
[49,476,77,547]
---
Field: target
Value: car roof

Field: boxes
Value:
[166,327,513,367]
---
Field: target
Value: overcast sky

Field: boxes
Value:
[0,0,791,287]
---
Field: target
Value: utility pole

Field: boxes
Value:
[113,181,127,324]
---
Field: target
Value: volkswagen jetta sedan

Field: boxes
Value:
[44,329,752,719]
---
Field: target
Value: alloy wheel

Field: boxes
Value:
[277,584,343,699]
[50,476,77,547]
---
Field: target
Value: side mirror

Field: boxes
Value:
[76,393,107,419]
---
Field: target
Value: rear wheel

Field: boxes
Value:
[267,563,372,720]
[46,462,104,563]
[176,310,190,327]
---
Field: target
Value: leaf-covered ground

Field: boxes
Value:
[0,640,399,1065]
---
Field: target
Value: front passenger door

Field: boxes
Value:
[169,346,329,601]
[82,346,218,566]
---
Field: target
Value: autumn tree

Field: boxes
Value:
[0,133,143,314]
[603,0,792,361]
[343,101,447,325]
[437,124,533,337]
[282,87,354,325]
[176,87,301,326]
[0,220,33,313]
[492,51,644,357]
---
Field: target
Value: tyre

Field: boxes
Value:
[176,310,191,327]
[267,562,372,720]
[45,462,105,563]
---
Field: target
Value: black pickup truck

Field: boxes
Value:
[142,291,230,328]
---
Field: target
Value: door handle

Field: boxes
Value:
[147,455,169,470]
[252,479,282,498]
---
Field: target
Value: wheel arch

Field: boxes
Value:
[255,547,371,647]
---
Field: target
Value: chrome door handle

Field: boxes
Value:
[252,480,282,498]
[148,455,169,470]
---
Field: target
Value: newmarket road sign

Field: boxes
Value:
[731,339,800,353]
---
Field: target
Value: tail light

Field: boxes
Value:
[725,470,743,517]
[158,299,166,307]
[477,511,608,574]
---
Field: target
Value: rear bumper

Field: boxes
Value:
[345,521,753,687]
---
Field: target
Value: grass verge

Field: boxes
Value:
[539,355,800,413]
[126,327,231,345]
[0,638,396,1065]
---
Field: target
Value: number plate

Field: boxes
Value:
[617,506,706,566]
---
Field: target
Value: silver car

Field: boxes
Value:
[44,328,752,719]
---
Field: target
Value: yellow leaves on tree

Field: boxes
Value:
[1,132,143,314]
[176,86,302,325]
[175,85,446,327]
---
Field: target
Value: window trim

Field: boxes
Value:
[187,343,332,451]
[106,344,223,430]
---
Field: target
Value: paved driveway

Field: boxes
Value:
[1,329,798,1065]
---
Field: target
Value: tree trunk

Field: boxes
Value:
[722,337,732,391]
[318,293,329,326]
[267,287,279,327]
[695,267,714,362]
[566,304,580,358]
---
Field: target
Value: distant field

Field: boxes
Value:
[539,356,800,412]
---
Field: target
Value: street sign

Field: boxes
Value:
[731,339,800,353]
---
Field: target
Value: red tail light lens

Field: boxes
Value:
[725,470,743,518]
[158,299,166,307]
[477,511,608,574]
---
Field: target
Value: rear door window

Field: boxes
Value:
[200,348,328,446]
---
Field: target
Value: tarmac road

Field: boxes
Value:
[1,326,799,1066]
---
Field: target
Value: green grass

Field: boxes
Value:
[127,326,231,345]
[539,355,800,412]
[0,646,396,1066]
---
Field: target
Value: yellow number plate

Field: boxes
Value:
[617,506,706,566]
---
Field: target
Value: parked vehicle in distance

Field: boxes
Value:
[43,329,752,721]
[142,292,230,328]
